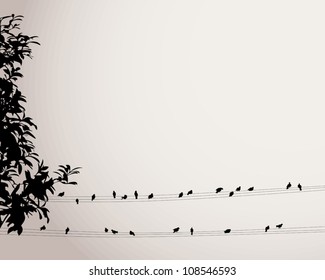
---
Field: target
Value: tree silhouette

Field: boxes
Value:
[0,14,80,235]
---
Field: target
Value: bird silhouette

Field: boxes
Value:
[75,198,79,205]
[298,183,302,191]
[111,229,118,234]
[134,191,138,199]
[40,225,46,231]
[276,223,283,229]
[216,187,223,193]
[229,191,234,197]
[148,193,154,199]
[121,195,127,200]
[91,194,96,201]
[65,227,70,234]
[236,186,241,192]
[224,229,231,234]
[248,187,254,191]
[187,190,193,195]
[104,228,108,233]
[286,182,291,189]
[173,227,180,233]
[58,192,65,197]
[265,225,270,232]
[129,231,135,236]
[178,192,183,198]
[113,191,116,199]
[190,227,194,236]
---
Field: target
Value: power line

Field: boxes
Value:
[1,225,325,238]
[48,184,325,203]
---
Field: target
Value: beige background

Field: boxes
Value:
[1,0,325,259]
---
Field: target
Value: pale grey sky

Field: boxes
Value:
[1,0,325,259]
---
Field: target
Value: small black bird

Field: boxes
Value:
[286,182,291,189]
[121,195,127,200]
[148,193,154,199]
[65,227,70,235]
[91,194,96,201]
[134,190,138,199]
[216,187,223,193]
[229,191,234,197]
[129,231,135,236]
[190,227,194,236]
[224,229,231,234]
[75,198,79,205]
[298,183,302,191]
[40,225,46,231]
[113,191,116,199]
[276,223,283,229]
[58,192,65,197]
[248,187,254,191]
[187,190,193,195]
[178,192,183,198]
[265,225,270,232]
[104,228,108,233]
[173,227,180,233]
[236,186,241,192]
[111,229,118,234]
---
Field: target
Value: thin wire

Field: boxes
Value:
[48,185,325,204]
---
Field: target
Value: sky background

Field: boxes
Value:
[1,0,325,259]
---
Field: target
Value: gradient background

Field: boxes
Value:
[1,0,325,259]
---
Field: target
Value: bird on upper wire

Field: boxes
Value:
[178,192,183,198]
[298,183,302,191]
[148,193,154,199]
[265,225,270,232]
[91,194,96,201]
[129,231,135,236]
[286,182,292,189]
[187,190,193,195]
[276,223,283,229]
[113,191,116,199]
[190,227,194,236]
[65,227,70,234]
[134,190,138,199]
[58,192,65,197]
[216,187,223,193]
[173,227,180,233]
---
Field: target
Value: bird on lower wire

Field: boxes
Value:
[91,194,96,201]
[190,227,194,235]
[173,227,180,233]
[216,187,223,193]
[65,227,70,235]
[224,229,231,234]
[229,191,234,197]
[286,182,291,189]
[75,198,79,205]
[121,195,127,200]
[148,193,154,199]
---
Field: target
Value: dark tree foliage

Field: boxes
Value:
[0,15,80,235]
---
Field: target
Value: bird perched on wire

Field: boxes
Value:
[40,225,46,231]
[111,229,118,234]
[75,198,79,205]
[121,195,127,200]
[65,227,70,235]
[276,223,283,229]
[178,192,183,198]
[216,187,223,193]
[298,183,302,191]
[104,228,108,233]
[286,182,292,189]
[265,225,270,232]
[58,192,65,197]
[148,193,154,199]
[187,190,193,195]
[224,229,231,234]
[190,227,194,235]
[229,191,234,197]
[134,190,138,199]
[247,187,254,191]
[236,186,241,192]
[173,227,180,233]
[113,191,116,199]
[91,194,96,201]
[129,231,135,236]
